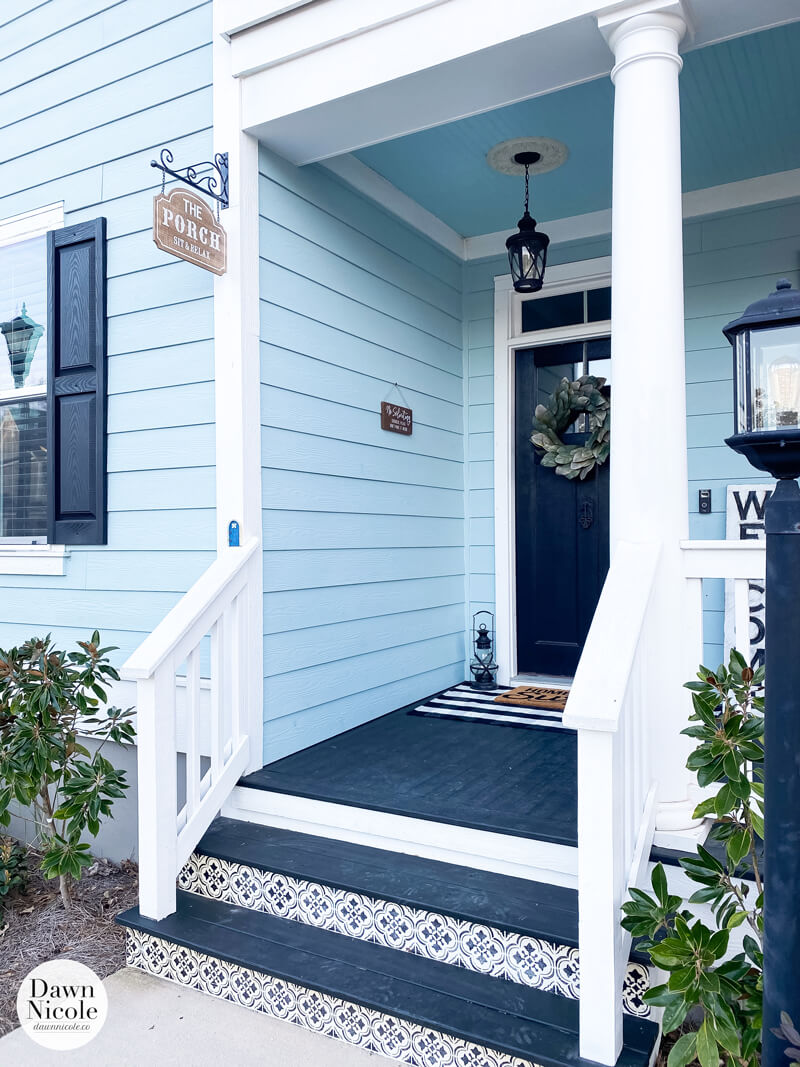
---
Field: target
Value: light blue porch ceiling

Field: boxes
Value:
[353,23,800,238]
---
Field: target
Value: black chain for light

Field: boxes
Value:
[524,163,530,215]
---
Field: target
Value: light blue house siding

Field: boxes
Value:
[258,148,467,761]
[0,0,215,662]
[1,1,794,768]
[464,199,800,667]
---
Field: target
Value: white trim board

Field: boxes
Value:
[0,545,69,576]
[321,154,464,259]
[321,158,800,260]
[224,785,579,887]
[0,202,64,248]
[493,258,612,685]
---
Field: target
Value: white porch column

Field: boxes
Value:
[600,2,699,831]
[212,14,264,771]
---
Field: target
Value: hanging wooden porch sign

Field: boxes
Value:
[380,401,413,435]
[153,188,227,275]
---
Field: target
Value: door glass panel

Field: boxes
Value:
[526,339,610,432]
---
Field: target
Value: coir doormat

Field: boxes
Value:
[493,685,569,710]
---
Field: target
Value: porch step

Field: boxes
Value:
[179,817,653,1018]
[118,891,659,1067]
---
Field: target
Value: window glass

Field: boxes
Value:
[587,286,611,322]
[0,400,47,538]
[522,291,584,333]
[0,234,48,540]
[522,285,612,333]
[0,235,48,395]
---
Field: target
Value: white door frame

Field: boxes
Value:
[492,257,612,685]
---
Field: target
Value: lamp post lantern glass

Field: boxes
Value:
[723,279,800,1065]
[724,279,800,479]
[469,611,498,690]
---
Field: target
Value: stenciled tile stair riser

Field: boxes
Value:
[125,929,542,1067]
[179,853,652,1018]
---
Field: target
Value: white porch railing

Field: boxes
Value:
[564,538,766,1064]
[563,541,661,1065]
[122,537,260,920]
[680,540,767,671]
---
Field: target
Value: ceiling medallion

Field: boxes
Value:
[486,137,569,176]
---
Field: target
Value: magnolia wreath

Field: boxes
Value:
[530,374,610,480]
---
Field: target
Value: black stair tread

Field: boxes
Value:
[650,838,762,882]
[197,817,579,945]
[118,892,657,1067]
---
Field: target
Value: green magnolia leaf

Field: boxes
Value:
[726,828,751,869]
[662,997,688,1033]
[692,796,719,819]
[651,863,669,906]
[667,1032,697,1067]
[727,910,748,929]
[696,1020,719,1067]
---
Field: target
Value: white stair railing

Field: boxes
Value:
[564,538,766,1065]
[563,540,661,1066]
[122,537,260,920]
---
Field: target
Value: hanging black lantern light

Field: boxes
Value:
[506,152,550,294]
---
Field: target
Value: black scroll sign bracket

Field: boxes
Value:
[151,148,230,211]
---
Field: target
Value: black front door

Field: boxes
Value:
[515,340,610,677]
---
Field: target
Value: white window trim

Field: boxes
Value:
[493,256,612,684]
[0,201,68,575]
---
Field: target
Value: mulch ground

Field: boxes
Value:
[0,848,139,1036]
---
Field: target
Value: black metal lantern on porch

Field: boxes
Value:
[0,303,44,388]
[505,152,550,294]
[722,279,800,1065]
[724,279,800,480]
[469,611,498,691]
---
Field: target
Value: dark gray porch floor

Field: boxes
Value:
[240,691,578,847]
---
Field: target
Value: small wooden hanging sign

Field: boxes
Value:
[381,400,413,435]
[153,188,227,275]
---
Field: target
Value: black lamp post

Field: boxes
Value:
[723,279,800,1063]
[0,303,44,388]
[505,152,550,294]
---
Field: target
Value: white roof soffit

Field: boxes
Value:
[226,0,800,166]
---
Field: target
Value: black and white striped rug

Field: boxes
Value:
[409,683,574,731]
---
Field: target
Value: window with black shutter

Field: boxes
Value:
[0,216,107,546]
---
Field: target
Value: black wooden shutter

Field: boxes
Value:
[46,217,107,545]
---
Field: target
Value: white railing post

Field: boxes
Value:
[243,553,263,771]
[576,729,624,1065]
[137,662,177,919]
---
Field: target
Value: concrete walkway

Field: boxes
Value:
[2,967,394,1066]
